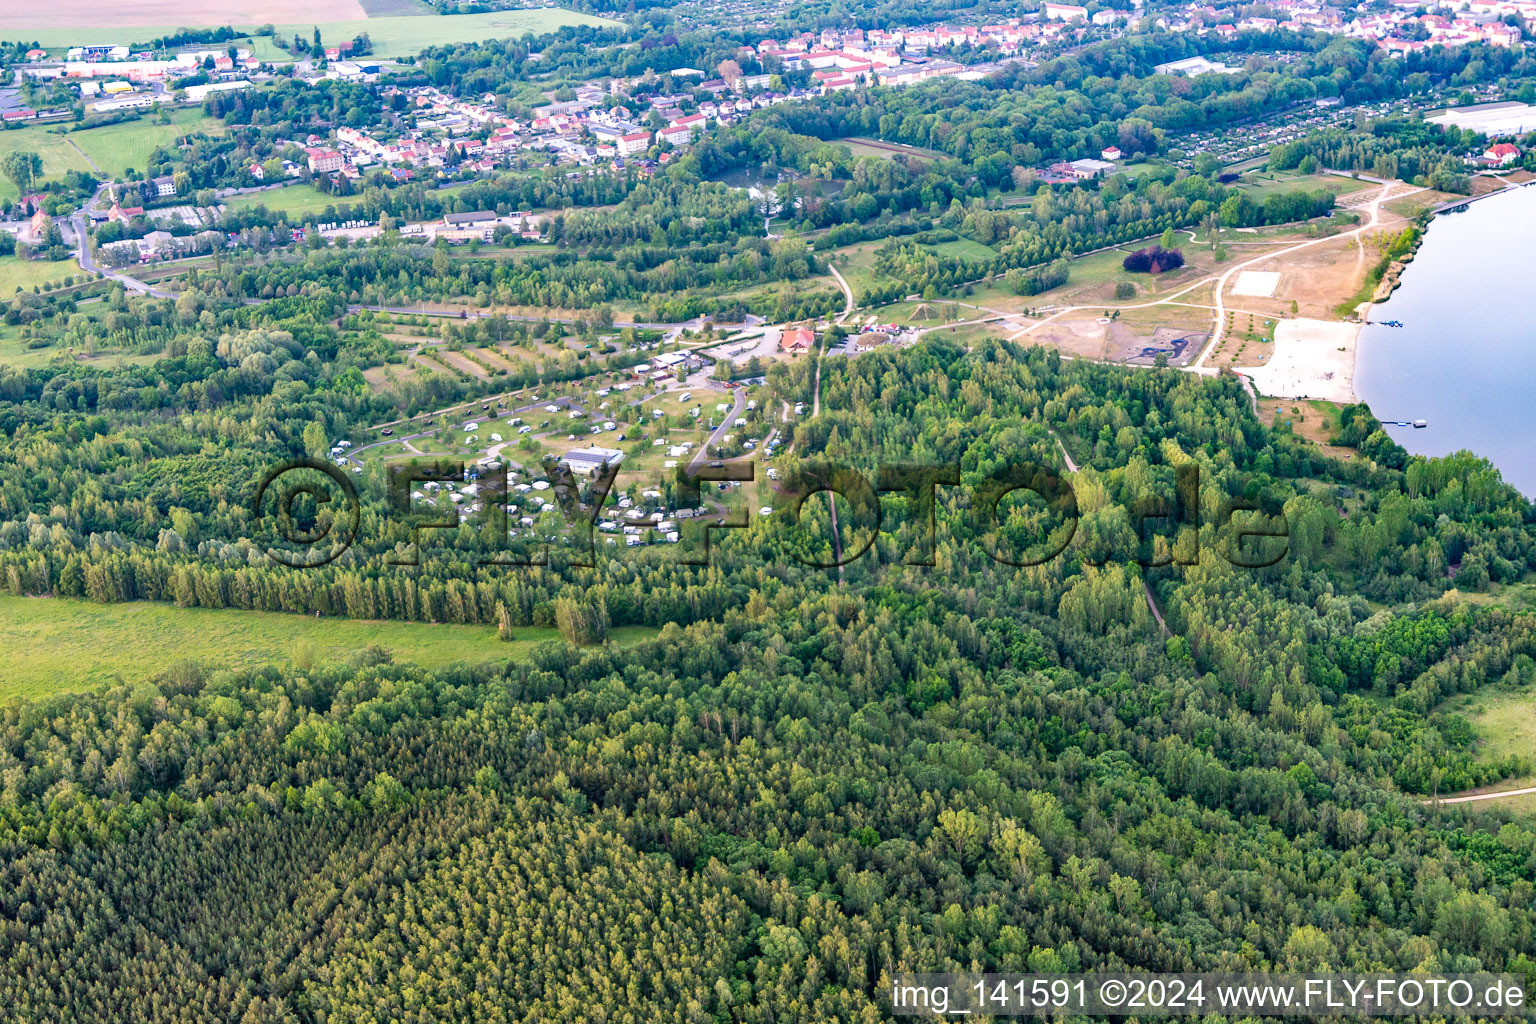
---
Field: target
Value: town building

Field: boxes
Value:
[560,446,626,477]
[779,327,815,353]
[305,148,345,173]
[1043,3,1089,21]
[1483,142,1521,166]
[618,131,651,156]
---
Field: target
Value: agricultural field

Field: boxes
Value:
[0,594,657,700]
[19,9,621,60]
[1,0,367,33]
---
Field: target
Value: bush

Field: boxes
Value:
[1122,246,1185,274]
[1114,281,1135,299]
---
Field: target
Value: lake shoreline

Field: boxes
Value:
[1355,186,1536,495]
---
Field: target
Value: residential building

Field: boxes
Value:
[780,327,815,353]
[1043,3,1089,21]
[618,131,651,156]
[1484,142,1521,166]
[305,148,345,173]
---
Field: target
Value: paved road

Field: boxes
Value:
[688,387,747,473]
[68,183,180,299]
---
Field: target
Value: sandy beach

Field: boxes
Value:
[1234,317,1360,403]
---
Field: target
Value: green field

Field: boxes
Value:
[1455,686,1536,765]
[1236,171,1373,200]
[0,128,93,203]
[0,256,84,294]
[924,238,998,261]
[0,110,220,200]
[71,108,221,179]
[0,595,655,699]
[227,183,350,218]
[835,137,945,162]
[27,10,620,61]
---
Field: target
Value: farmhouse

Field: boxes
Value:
[780,327,815,353]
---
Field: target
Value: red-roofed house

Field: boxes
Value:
[658,124,692,146]
[306,147,345,173]
[779,327,815,353]
[1484,142,1521,166]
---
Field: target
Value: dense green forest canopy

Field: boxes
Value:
[5,329,1536,1018]
[5,10,1536,1020]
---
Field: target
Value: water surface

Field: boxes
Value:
[1354,186,1536,496]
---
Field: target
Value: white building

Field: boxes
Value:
[559,446,625,477]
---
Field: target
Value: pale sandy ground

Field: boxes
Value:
[4,0,366,31]
[1232,270,1281,297]
[1235,317,1360,403]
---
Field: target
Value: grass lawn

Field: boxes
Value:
[227,184,352,219]
[925,238,997,261]
[835,137,946,162]
[0,111,221,201]
[0,595,656,700]
[0,256,84,295]
[1235,171,1372,200]
[69,109,222,179]
[1117,161,1173,179]
[0,129,94,204]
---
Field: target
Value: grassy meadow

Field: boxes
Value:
[0,595,656,700]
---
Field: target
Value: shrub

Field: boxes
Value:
[1122,246,1184,274]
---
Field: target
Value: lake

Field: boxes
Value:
[1354,185,1536,496]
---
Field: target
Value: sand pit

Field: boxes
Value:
[1235,318,1359,403]
[1232,271,1281,297]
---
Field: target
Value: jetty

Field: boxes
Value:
[1431,178,1536,216]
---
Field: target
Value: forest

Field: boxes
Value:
[4,8,1536,1021]
[3,336,1536,1020]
